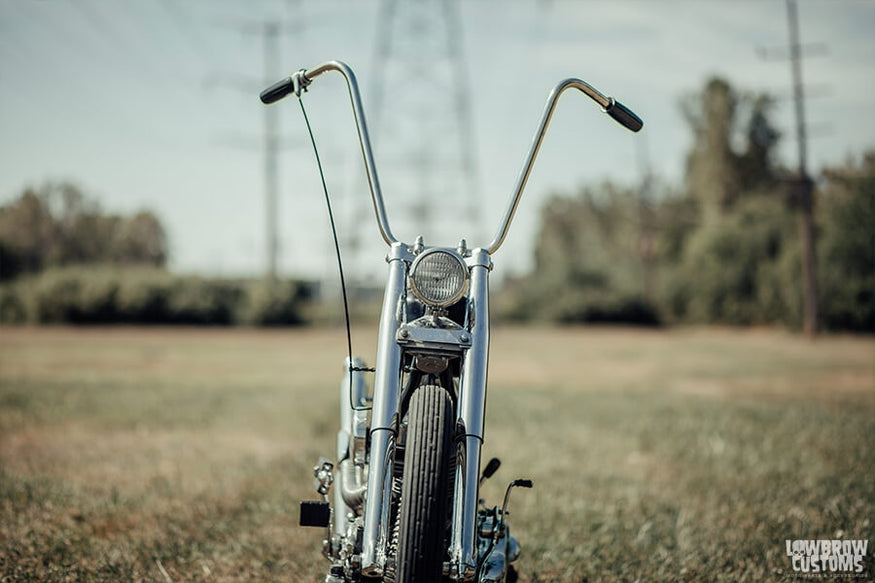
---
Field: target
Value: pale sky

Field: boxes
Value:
[1,0,873,284]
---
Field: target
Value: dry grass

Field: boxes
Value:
[1,325,873,582]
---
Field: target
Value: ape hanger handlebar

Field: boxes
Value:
[260,60,643,255]
[261,61,397,246]
[485,77,642,254]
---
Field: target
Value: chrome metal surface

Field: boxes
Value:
[297,61,397,246]
[335,357,370,534]
[360,242,408,576]
[409,248,469,307]
[506,532,521,563]
[473,510,520,583]
[450,248,492,578]
[337,357,369,462]
[338,458,366,510]
[486,78,614,255]
[313,458,334,496]
[478,537,508,583]
[458,248,492,441]
[395,318,471,354]
[271,58,645,581]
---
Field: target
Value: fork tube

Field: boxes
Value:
[451,248,492,580]
[360,242,407,577]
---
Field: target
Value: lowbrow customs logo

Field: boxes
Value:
[785,539,868,576]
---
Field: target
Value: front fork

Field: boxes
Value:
[360,246,492,581]
[451,248,491,580]
[361,243,407,577]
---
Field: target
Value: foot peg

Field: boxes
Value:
[313,457,334,495]
[301,457,334,527]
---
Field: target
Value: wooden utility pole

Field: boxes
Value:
[636,137,656,304]
[211,14,300,285]
[262,22,280,285]
[786,0,818,338]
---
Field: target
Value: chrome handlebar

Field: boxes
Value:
[261,60,397,246]
[485,78,642,254]
[261,60,643,255]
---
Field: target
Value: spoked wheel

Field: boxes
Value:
[395,384,454,582]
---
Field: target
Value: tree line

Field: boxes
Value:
[0,182,167,280]
[0,183,308,325]
[503,77,874,332]
[1,78,871,331]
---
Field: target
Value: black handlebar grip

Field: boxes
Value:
[260,77,295,104]
[605,98,643,132]
[514,479,534,488]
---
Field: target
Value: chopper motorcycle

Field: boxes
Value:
[260,60,642,583]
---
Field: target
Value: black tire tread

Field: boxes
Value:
[395,384,454,582]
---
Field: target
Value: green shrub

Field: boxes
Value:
[669,196,799,327]
[235,280,306,326]
[0,266,307,326]
[817,155,875,332]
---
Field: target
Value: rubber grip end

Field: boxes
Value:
[260,77,294,104]
[605,98,643,132]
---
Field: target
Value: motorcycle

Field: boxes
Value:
[260,60,642,583]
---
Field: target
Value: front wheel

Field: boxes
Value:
[395,384,454,582]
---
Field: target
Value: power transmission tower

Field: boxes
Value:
[366,0,481,254]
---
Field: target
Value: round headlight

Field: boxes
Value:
[409,249,468,307]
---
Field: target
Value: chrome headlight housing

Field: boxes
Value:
[409,248,469,307]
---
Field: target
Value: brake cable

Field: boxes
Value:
[298,95,374,412]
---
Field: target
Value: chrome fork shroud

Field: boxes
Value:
[449,248,491,580]
[360,242,408,577]
[359,245,493,582]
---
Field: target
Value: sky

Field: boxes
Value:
[1,0,873,286]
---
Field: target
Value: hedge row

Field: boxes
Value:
[0,265,309,326]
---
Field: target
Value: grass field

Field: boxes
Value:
[1,325,873,582]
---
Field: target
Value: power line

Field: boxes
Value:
[158,0,218,71]
[69,0,168,82]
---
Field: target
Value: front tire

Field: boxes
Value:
[395,384,454,582]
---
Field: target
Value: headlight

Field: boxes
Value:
[409,249,468,307]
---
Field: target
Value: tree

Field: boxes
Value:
[0,182,168,280]
[671,196,799,325]
[667,77,801,326]
[817,152,875,331]
[0,189,56,279]
[681,78,781,221]
[682,78,741,221]
[112,212,168,266]
[511,77,869,332]
[508,182,661,325]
